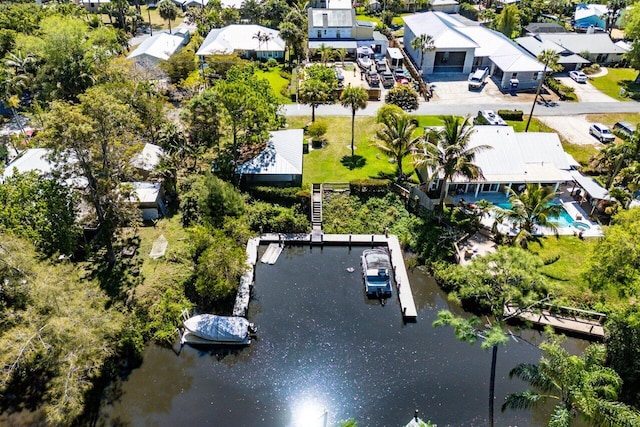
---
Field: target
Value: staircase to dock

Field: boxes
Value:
[311,183,323,244]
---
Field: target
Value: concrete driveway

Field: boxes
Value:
[557,76,618,103]
[537,114,605,148]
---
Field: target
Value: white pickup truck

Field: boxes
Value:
[468,67,489,90]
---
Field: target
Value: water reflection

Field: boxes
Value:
[99,245,590,427]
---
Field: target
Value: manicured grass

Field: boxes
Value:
[356,14,382,27]
[288,116,403,184]
[590,68,640,101]
[255,66,293,104]
[528,236,600,305]
[413,115,453,127]
[139,6,184,30]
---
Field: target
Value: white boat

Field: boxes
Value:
[361,248,393,297]
[182,314,255,345]
[357,55,372,70]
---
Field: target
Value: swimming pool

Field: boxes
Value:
[495,202,578,229]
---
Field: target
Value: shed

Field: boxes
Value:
[124,181,167,221]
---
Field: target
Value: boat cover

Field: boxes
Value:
[363,248,392,271]
[183,314,250,343]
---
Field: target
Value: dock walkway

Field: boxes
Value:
[258,233,417,321]
[504,304,605,339]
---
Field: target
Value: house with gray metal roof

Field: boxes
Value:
[515,35,590,72]
[536,33,626,64]
[197,25,285,60]
[127,32,188,66]
[403,12,545,90]
[420,126,574,198]
[307,8,388,55]
[236,129,303,186]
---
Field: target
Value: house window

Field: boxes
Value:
[317,30,321,38]
[597,54,606,63]
[511,73,518,79]
[324,30,327,35]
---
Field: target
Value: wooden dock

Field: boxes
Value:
[257,233,418,321]
[504,304,605,339]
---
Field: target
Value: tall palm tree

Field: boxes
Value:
[317,42,334,65]
[158,0,178,34]
[525,49,561,132]
[253,31,273,52]
[340,86,368,158]
[410,33,435,73]
[298,78,332,122]
[335,48,347,67]
[503,339,640,427]
[415,115,488,212]
[375,111,420,181]
[497,183,561,242]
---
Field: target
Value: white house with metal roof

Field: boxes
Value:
[307,8,388,55]
[403,12,545,90]
[197,25,285,59]
[127,32,188,66]
[236,129,303,186]
[535,33,626,64]
[515,35,590,71]
[421,126,575,198]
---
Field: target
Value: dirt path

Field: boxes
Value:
[537,115,604,148]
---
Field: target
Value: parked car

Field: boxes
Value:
[589,123,616,143]
[468,67,489,90]
[569,70,587,83]
[380,71,395,88]
[375,59,387,72]
[394,68,407,80]
[476,110,507,126]
[334,68,344,87]
[365,70,380,86]
[613,121,636,139]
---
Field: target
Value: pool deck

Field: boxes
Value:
[451,191,603,237]
[259,233,418,321]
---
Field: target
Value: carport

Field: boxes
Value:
[569,170,614,214]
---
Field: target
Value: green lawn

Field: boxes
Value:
[288,116,403,184]
[528,236,600,306]
[590,68,640,101]
[255,66,293,104]
[356,14,382,27]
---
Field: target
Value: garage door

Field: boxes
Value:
[433,51,466,73]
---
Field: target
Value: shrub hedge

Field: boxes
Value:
[546,77,577,101]
[497,109,523,121]
[349,179,391,196]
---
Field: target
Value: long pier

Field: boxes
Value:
[259,233,418,321]
[504,304,605,339]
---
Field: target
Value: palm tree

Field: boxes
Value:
[503,339,640,427]
[298,78,332,122]
[497,184,561,242]
[340,86,368,158]
[253,31,274,53]
[410,34,435,74]
[335,48,348,67]
[317,43,334,65]
[525,49,561,132]
[415,115,489,212]
[375,111,420,181]
[158,0,178,34]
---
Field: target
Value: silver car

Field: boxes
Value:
[589,123,615,143]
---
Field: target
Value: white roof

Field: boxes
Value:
[569,170,611,200]
[432,0,458,5]
[236,129,303,176]
[131,143,165,172]
[127,33,186,62]
[404,12,544,72]
[538,33,625,55]
[221,0,243,7]
[404,12,478,49]
[615,40,632,52]
[445,126,572,184]
[574,4,608,21]
[310,9,355,28]
[124,181,162,204]
[326,0,351,8]
[3,148,53,180]
[197,25,285,55]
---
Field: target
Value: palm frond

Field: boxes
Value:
[501,390,543,411]
[592,399,640,427]
[548,403,571,427]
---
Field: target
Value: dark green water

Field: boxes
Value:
[98,245,588,426]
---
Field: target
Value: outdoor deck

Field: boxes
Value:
[504,304,605,339]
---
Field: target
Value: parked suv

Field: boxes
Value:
[613,121,636,139]
[380,71,395,88]
[365,70,380,86]
[589,123,615,143]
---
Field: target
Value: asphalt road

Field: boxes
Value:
[284,100,640,117]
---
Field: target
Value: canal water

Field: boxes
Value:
[99,245,588,426]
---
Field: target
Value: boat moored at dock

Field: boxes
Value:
[182,314,255,345]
